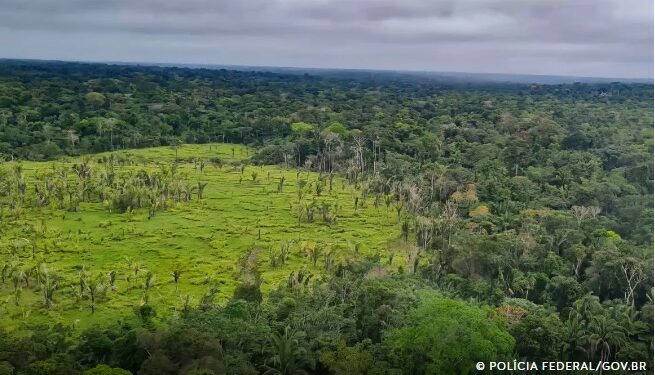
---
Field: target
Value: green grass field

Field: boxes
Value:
[0,144,400,331]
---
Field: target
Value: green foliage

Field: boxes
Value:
[0,60,652,373]
[233,282,263,304]
[386,296,515,374]
[510,308,565,359]
[320,340,386,375]
[0,362,13,375]
[84,364,132,375]
[290,122,314,134]
[85,92,106,107]
[325,122,348,137]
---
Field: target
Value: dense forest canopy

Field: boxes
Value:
[0,60,652,374]
[1,60,652,242]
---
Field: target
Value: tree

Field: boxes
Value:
[196,182,208,200]
[65,129,80,150]
[571,205,601,226]
[40,272,59,308]
[319,340,381,375]
[587,315,626,362]
[290,122,314,134]
[171,262,183,296]
[562,313,587,360]
[0,361,14,375]
[83,364,131,375]
[510,309,564,360]
[125,257,143,287]
[143,271,156,304]
[85,92,106,107]
[96,118,120,150]
[614,254,648,307]
[385,296,514,374]
[261,326,312,375]
[170,138,183,162]
[85,273,107,313]
[138,352,177,375]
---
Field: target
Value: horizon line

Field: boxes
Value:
[0,56,652,82]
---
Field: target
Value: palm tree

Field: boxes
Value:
[261,326,311,375]
[562,313,587,360]
[124,257,142,287]
[587,315,626,362]
[573,294,601,323]
[23,264,39,288]
[324,248,336,271]
[1,261,14,284]
[171,262,183,296]
[394,201,404,219]
[297,180,307,203]
[197,182,208,200]
[181,294,191,316]
[401,219,411,242]
[29,234,39,259]
[302,242,322,267]
[170,138,183,162]
[78,267,88,296]
[85,274,107,313]
[277,176,286,193]
[40,273,59,308]
[13,287,22,306]
[199,287,218,311]
[142,271,156,304]
[108,270,117,291]
[11,268,26,291]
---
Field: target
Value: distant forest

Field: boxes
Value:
[0,60,652,374]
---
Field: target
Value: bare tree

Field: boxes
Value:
[407,184,424,214]
[65,129,80,149]
[351,135,365,178]
[571,205,601,226]
[616,257,647,306]
[415,216,434,250]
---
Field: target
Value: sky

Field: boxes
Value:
[0,0,653,78]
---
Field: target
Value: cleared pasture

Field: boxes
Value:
[0,143,400,330]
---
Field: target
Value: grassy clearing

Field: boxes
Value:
[0,143,400,331]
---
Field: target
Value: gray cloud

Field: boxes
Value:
[0,0,652,77]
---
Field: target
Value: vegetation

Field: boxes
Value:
[0,60,652,374]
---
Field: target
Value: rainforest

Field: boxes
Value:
[0,60,652,374]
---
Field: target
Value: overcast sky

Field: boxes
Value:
[0,0,652,78]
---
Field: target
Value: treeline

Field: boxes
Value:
[1,259,651,375]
